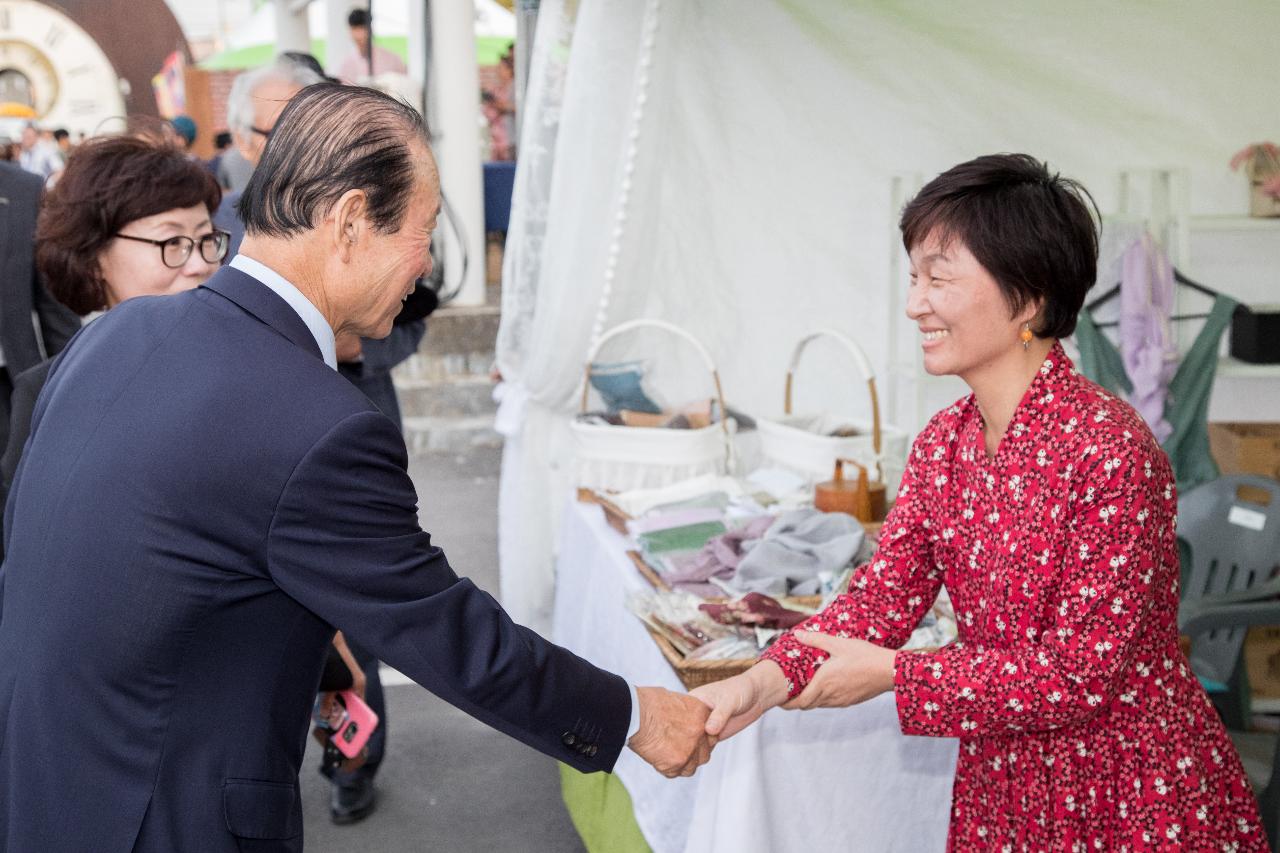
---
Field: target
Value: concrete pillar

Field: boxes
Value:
[274,0,312,55]
[429,0,486,306]
[408,0,428,88]
[324,0,355,77]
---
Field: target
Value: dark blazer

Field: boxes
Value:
[0,162,79,376]
[0,266,629,852]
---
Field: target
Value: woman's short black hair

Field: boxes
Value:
[899,153,1100,339]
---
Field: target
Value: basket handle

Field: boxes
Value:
[579,318,731,458]
[783,328,882,456]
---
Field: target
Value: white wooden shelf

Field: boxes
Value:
[1218,356,1280,378]
[1190,215,1280,232]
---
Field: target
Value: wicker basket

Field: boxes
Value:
[757,329,909,500]
[626,550,823,689]
[570,319,734,493]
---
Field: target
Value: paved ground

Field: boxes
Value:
[300,446,587,853]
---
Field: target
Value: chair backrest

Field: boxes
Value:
[1177,475,1280,684]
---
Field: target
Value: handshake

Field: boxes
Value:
[626,661,791,778]
[627,632,899,777]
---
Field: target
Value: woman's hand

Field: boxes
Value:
[782,632,897,710]
[691,660,791,740]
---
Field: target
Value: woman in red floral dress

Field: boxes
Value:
[693,154,1266,850]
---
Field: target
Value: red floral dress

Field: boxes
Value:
[764,344,1265,851]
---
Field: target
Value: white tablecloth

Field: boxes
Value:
[552,500,959,853]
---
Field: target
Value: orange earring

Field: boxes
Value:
[1020,325,1034,350]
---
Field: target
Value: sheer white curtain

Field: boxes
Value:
[496,0,1280,630]
[496,0,668,630]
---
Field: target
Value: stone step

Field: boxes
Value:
[403,415,502,455]
[395,302,500,381]
[396,375,497,419]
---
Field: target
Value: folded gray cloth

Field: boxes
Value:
[727,509,864,597]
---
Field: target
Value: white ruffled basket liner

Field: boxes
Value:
[571,318,733,494]
[758,413,908,500]
[571,420,730,493]
[756,329,910,500]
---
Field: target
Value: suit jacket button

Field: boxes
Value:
[562,732,577,747]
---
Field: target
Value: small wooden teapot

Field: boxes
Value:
[814,457,886,523]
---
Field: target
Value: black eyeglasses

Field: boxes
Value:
[114,230,231,268]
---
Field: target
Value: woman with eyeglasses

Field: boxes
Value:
[0,133,226,511]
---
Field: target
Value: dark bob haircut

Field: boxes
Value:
[899,153,1099,340]
[36,134,222,315]
[238,83,428,240]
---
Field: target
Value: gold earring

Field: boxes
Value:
[1020,324,1034,350]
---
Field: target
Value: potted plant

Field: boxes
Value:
[1229,142,1280,217]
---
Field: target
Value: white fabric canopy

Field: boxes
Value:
[496,0,1280,629]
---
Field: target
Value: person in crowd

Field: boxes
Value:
[691,153,1266,850]
[217,58,325,257]
[52,128,71,161]
[206,130,233,181]
[0,155,80,510]
[0,137,15,161]
[0,83,712,853]
[219,55,428,825]
[337,7,407,84]
[17,124,59,180]
[168,114,198,156]
[486,52,517,160]
[0,134,226,514]
[481,90,512,161]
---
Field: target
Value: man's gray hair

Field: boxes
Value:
[225,59,324,141]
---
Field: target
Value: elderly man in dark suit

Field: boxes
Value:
[216,55,434,824]
[0,84,713,853]
[0,161,79,454]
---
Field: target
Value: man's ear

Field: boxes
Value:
[328,189,369,263]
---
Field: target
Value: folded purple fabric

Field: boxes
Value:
[699,592,810,630]
[666,515,775,597]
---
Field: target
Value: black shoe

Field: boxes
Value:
[330,777,377,825]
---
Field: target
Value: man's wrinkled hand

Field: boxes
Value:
[782,631,897,711]
[690,660,789,741]
[627,686,716,778]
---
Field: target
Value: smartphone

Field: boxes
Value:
[315,690,380,760]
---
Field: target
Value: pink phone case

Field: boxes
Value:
[331,690,380,759]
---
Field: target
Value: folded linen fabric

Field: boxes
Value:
[664,515,775,598]
[635,520,727,556]
[609,474,744,518]
[727,509,864,597]
[626,507,724,537]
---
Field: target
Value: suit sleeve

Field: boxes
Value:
[265,409,631,773]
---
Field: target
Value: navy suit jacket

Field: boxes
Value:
[0,266,629,852]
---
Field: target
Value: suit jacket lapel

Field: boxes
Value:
[200,266,324,362]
